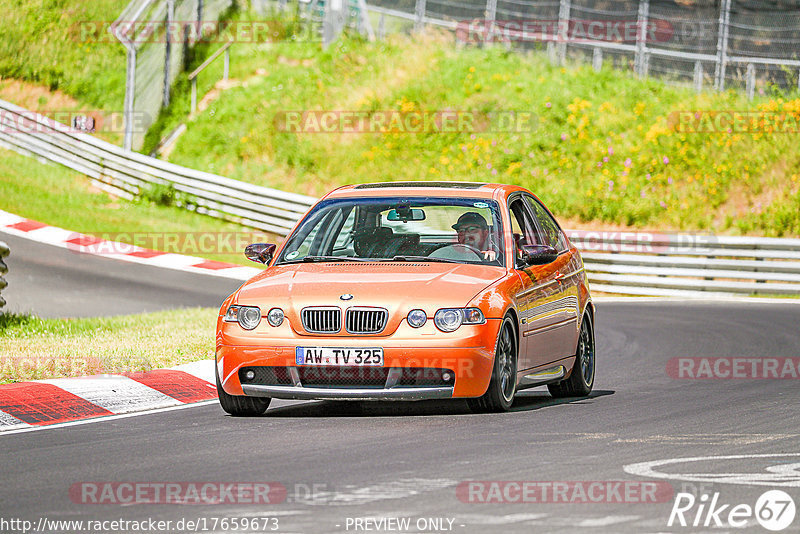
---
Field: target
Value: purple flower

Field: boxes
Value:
[486,163,492,169]
[470,134,476,140]
[660,201,667,208]
[597,162,603,168]
[545,102,552,108]
[561,133,567,141]
[646,173,651,180]
[608,147,614,155]
[640,190,646,198]
[491,140,497,146]
[624,158,631,168]
[491,169,498,175]
[603,156,609,163]
[663,156,669,164]
[668,177,673,184]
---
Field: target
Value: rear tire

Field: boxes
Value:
[468,316,518,413]
[216,363,270,416]
[548,313,595,398]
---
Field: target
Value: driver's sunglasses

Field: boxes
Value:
[457,225,484,233]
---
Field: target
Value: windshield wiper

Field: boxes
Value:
[281,256,369,263]
[388,255,462,264]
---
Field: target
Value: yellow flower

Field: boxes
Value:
[469,66,476,73]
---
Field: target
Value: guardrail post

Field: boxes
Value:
[191,78,198,113]
[0,241,8,309]
[714,0,731,91]
[746,63,755,100]
[634,0,650,77]
[414,0,426,32]
[378,13,385,40]
[694,61,703,92]
[557,0,571,65]
[592,47,602,71]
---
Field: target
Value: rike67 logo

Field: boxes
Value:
[668,490,796,531]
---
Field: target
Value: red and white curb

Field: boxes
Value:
[0,209,261,281]
[0,360,218,432]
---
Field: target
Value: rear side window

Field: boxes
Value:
[524,195,568,252]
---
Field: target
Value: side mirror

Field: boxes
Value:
[244,243,276,264]
[520,244,558,266]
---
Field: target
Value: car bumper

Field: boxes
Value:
[216,319,502,400]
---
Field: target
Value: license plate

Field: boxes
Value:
[295,347,384,366]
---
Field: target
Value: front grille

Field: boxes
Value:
[345,308,388,334]
[302,307,341,333]
[239,366,454,389]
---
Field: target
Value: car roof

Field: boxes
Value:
[323,181,528,200]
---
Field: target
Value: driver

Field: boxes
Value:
[452,212,497,261]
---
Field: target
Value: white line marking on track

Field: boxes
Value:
[573,515,641,527]
[624,453,800,487]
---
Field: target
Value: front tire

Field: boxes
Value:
[468,316,518,413]
[216,363,270,416]
[548,313,595,398]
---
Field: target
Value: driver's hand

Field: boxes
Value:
[481,250,497,261]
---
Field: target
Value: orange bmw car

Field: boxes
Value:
[216,182,594,415]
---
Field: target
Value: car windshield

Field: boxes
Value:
[277,196,505,267]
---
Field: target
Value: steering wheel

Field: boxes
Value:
[428,243,484,261]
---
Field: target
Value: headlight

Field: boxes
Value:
[433,307,485,332]
[407,309,427,328]
[434,308,464,332]
[267,307,284,327]
[223,305,261,330]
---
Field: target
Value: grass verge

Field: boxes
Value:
[0,308,217,384]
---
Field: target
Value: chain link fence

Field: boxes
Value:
[114,0,234,150]
[366,0,800,98]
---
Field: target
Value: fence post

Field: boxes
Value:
[191,78,197,113]
[557,0,571,65]
[197,0,203,29]
[714,0,731,91]
[223,47,230,81]
[746,63,755,100]
[634,0,650,77]
[592,47,602,71]
[485,0,497,44]
[163,0,175,107]
[694,61,703,92]
[378,13,385,40]
[415,0,427,32]
[123,46,137,151]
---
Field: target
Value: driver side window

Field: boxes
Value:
[508,198,539,264]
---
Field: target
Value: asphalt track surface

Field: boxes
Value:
[2,231,800,533]
[0,232,243,317]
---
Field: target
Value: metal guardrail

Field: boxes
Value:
[1,98,799,297]
[0,241,8,309]
[568,232,800,297]
[0,98,316,236]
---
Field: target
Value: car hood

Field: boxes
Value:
[235,262,505,330]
